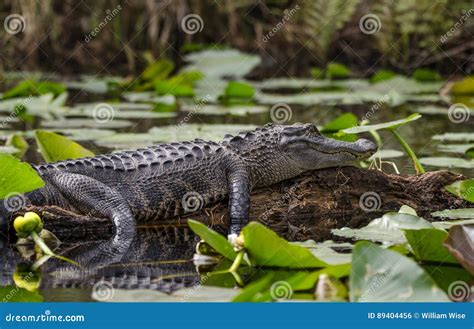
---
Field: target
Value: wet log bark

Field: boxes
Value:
[21,167,469,242]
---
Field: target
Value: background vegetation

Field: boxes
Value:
[0,0,472,76]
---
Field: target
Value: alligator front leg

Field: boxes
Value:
[227,169,250,241]
[49,172,136,264]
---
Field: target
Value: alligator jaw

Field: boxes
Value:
[305,136,378,160]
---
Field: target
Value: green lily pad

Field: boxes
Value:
[450,76,474,95]
[0,154,44,199]
[412,68,441,82]
[404,228,458,264]
[242,222,328,268]
[432,132,474,142]
[0,286,43,302]
[42,118,133,129]
[433,219,474,230]
[252,78,369,91]
[364,76,443,95]
[321,113,358,132]
[445,179,474,203]
[431,209,474,219]
[370,70,398,83]
[187,219,237,261]
[350,241,449,302]
[325,62,351,79]
[342,113,421,134]
[35,130,95,162]
[437,143,474,154]
[419,157,474,169]
[221,81,255,99]
[332,211,432,245]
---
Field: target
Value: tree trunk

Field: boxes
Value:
[22,167,468,242]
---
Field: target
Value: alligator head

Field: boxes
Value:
[279,123,377,170]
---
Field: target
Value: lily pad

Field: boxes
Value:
[437,143,474,154]
[188,220,237,261]
[0,154,44,199]
[0,286,43,302]
[350,241,449,302]
[252,78,369,91]
[332,211,432,245]
[35,130,95,162]
[419,157,474,169]
[181,104,267,116]
[431,208,474,219]
[445,179,474,203]
[342,113,421,134]
[432,132,474,142]
[242,222,328,268]
[450,76,474,95]
[42,118,133,129]
[404,228,458,264]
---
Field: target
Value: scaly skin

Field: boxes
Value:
[1,123,377,260]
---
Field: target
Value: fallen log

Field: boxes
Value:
[17,167,469,242]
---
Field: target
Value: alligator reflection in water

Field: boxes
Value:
[0,226,201,300]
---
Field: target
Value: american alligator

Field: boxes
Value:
[1,123,377,247]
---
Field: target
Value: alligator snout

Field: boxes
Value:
[356,138,378,155]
